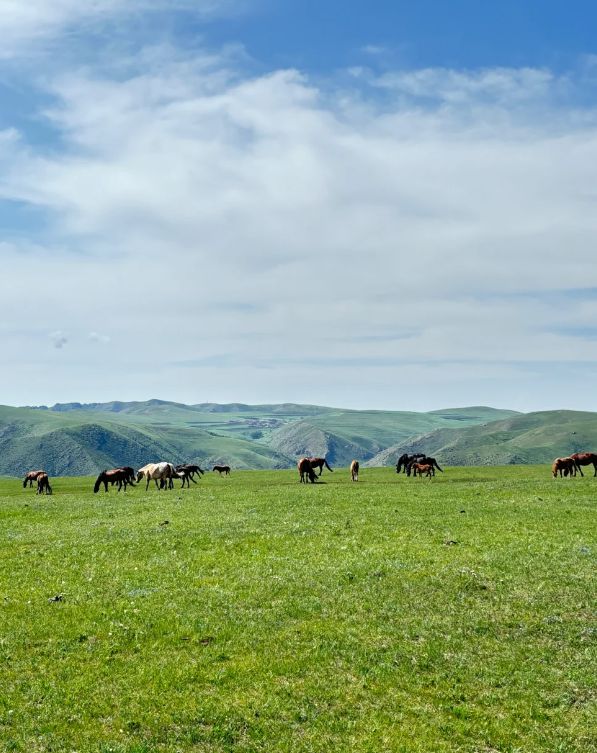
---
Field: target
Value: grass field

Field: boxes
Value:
[0,467,594,752]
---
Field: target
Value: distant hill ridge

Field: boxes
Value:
[2,400,594,476]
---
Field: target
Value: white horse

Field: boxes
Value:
[136,462,182,491]
[350,459,359,482]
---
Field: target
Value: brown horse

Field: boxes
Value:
[412,463,434,478]
[570,452,597,477]
[213,465,231,475]
[307,457,333,476]
[23,470,45,488]
[298,457,317,484]
[551,457,577,478]
[93,468,133,493]
[406,456,442,476]
[350,460,359,482]
[36,473,52,495]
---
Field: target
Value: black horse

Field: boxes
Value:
[175,464,206,488]
[396,453,426,474]
[396,453,443,476]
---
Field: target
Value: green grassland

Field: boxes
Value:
[0,467,594,752]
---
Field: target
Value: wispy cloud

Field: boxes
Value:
[0,0,241,57]
[49,330,68,349]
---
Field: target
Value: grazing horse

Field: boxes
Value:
[213,465,231,475]
[396,454,426,474]
[350,460,359,482]
[137,462,182,491]
[412,463,434,478]
[307,457,333,476]
[23,470,45,488]
[570,452,597,477]
[552,457,576,478]
[36,473,52,495]
[93,468,133,493]
[121,467,136,485]
[298,457,318,484]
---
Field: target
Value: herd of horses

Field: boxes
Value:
[551,452,597,477]
[21,450,597,493]
[23,463,226,494]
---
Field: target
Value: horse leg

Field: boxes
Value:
[577,464,584,477]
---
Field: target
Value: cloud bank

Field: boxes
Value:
[1,8,597,410]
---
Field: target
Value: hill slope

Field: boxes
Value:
[267,406,520,467]
[0,405,292,476]
[367,410,597,466]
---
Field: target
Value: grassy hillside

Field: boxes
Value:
[7,401,596,474]
[0,405,292,476]
[369,410,597,466]
[0,467,594,752]
[267,407,520,466]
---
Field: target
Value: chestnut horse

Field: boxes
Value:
[412,462,434,478]
[406,455,442,477]
[552,457,576,478]
[570,452,597,477]
[36,473,52,495]
[213,465,231,475]
[350,460,359,482]
[308,457,333,476]
[298,457,317,484]
[23,470,45,488]
[94,468,133,493]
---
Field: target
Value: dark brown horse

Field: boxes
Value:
[36,473,52,495]
[552,457,576,478]
[23,470,45,488]
[570,452,597,477]
[175,464,205,488]
[94,468,133,493]
[213,465,231,475]
[307,457,333,476]
[298,457,317,483]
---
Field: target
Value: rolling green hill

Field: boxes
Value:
[4,401,595,475]
[368,410,597,467]
[0,405,293,476]
[266,406,520,467]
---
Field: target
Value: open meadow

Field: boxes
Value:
[0,467,595,753]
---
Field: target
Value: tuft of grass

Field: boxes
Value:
[0,466,595,752]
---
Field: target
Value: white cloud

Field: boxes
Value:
[49,330,68,349]
[2,45,597,409]
[0,0,238,56]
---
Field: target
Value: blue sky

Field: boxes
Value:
[205,0,597,72]
[1,0,597,411]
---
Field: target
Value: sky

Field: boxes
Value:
[1,0,597,412]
